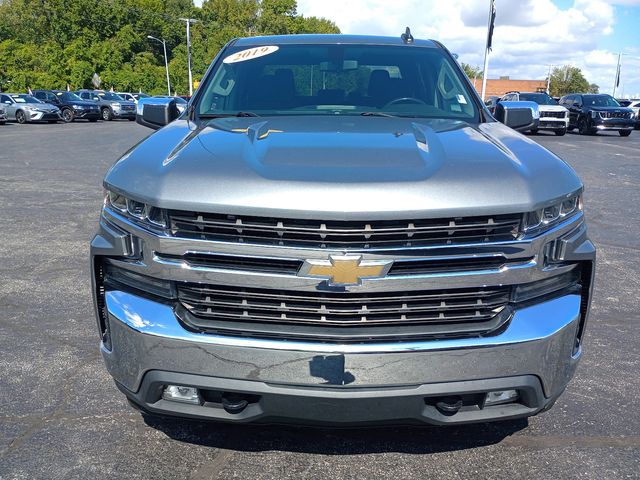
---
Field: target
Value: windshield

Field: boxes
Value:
[583,95,620,107]
[57,92,82,102]
[134,93,150,99]
[98,92,124,101]
[11,94,41,103]
[519,93,557,105]
[197,44,478,120]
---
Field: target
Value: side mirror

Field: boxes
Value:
[136,97,180,130]
[494,101,539,132]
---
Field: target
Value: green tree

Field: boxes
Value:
[0,0,338,94]
[549,65,598,97]
[460,63,483,81]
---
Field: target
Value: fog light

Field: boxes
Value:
[484,389,519,406]
[162,385,200,405]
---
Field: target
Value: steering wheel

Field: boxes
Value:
[383,97,428,108]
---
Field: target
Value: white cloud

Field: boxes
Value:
[297,0,639,96]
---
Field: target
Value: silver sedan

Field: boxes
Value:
[0,93,62,123]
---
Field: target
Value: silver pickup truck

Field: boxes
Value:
[91,32,595,426]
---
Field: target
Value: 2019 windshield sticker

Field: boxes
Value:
[223,46,279,64]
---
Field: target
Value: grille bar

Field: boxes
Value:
[155,252,520,276]
[169,212,522,249]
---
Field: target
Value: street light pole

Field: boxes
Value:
[546,64,553,95]
[179,18,199,96]
[147,35,171,96]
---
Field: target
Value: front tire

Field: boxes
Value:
[62,108,74,123]
[619,130,632,137]
[101,107,113,121]
[578,117,593,135]
[15,110,27,124]
[554,128,567,136]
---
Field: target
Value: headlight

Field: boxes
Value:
[523,193,582,234]
[73,104,83,109]
[591,111,598,119]
[111,102,121,107]
[104,189,168,228]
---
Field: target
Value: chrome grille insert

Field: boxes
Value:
[177,283,512,341]
[168,212,522,249]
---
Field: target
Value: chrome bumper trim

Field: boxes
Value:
[105,289,580,354]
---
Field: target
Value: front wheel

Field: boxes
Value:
[15,110,27,124]
[62,108,74,123]
[578,118,593,135]
[554,128,567,136]
[619,130,632,137]
[101,107,113,121]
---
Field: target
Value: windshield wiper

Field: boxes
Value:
[360,112,397,118]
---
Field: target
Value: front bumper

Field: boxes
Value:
[74,108,100,119]
[29,111,61,122]
[112,108,136,119]
[593,118,634,131]
[538,118,568,130]
[102,290,584,425]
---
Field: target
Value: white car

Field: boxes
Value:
[622,100,640,129]
[117,92,151,104]
[500,91,569,136]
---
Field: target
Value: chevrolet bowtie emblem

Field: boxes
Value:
[299,255,393,286]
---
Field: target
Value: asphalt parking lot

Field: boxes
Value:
[0,120,639,479]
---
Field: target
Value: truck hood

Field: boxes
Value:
[105,116,582,220]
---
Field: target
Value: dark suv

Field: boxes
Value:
[33,90,100,123]
[559,93,634,136]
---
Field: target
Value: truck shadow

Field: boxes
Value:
[143,415,528,454]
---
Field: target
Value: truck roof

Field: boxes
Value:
[234,34,437,48]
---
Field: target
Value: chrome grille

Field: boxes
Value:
[177,283,512,341]
[600,111,631,119]
[168,212,522,249]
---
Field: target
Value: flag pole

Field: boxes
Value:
[480,0,495,101]
[612,52,621,98]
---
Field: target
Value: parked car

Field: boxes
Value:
[153,95,187,114]
[559,93,634,136]
[499,91,569,135]
[0,105,6,125]
[484,95,500,115]
[621,99,640,129]
[93,32,594,427]
[0,93,62,123]
[75,89,136,121]
[33,89,100,122]
[117,92,150,104]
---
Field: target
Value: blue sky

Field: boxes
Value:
[295,0,640,97]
